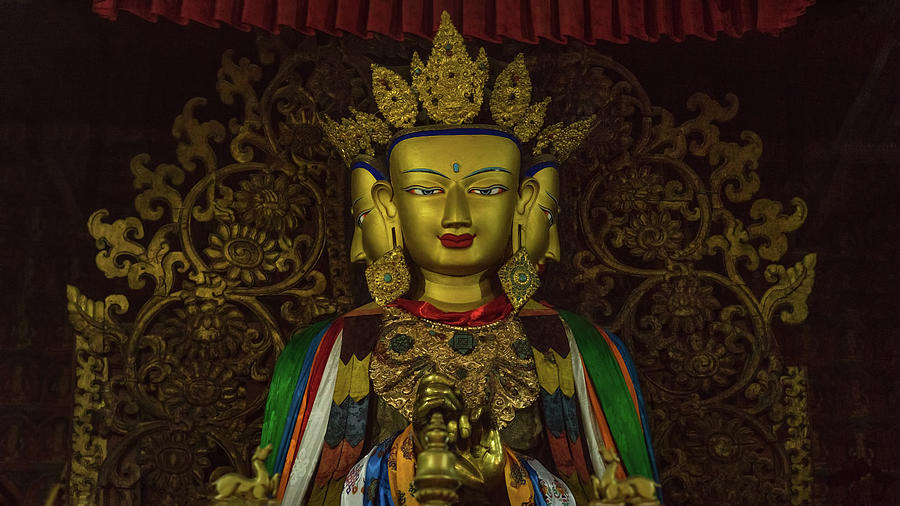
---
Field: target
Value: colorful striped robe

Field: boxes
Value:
[259,304,659,504]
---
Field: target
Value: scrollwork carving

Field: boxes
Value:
[67,38,354,505]
[531,47,815,505]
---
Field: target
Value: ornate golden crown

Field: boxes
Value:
[322,11,595,169]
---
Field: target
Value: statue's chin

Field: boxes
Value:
[439,271,493,281]
[406,251,503,279]
[414,263,495,279]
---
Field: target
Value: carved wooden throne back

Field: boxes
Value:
[67,35,815,506]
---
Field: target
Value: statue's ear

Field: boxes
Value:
[513,177,540,252]
[371,181,403,248]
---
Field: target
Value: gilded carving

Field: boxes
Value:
[780,366,813,504]
[67,43,346,504]
[534,49,816,504]
[66,286,123,504]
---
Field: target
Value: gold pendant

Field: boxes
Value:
[365,247,411,306]
[498,247,541,312]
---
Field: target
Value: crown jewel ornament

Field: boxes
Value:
[322,11,596,168]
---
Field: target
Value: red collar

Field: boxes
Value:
[389,295,513,326]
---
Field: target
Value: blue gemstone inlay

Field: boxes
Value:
[383,273,392,282]
[452,162,460,173]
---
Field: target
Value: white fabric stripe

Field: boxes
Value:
[282,331,344,505]
[340,445,374,506]
[562,317,606,478]
[522,455,578,505]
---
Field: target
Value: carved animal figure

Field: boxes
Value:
[593,448,660,505]
[213,444,281,501]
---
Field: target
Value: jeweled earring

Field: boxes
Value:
[365,228,410,306]
[498,245,540,312]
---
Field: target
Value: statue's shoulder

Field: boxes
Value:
[519,300,602,332]
[520,298,559,316]
[344,302,384,318]
[282,304,383,358]
[519,302,629,358]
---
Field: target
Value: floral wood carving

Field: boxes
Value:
[66,36,815,505]
[66,38,356,505]
[532,50,816,505]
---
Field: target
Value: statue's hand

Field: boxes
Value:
[413,373,463,429]
[412,375,506,493]
[451,408,506,490]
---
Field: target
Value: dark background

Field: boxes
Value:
[0,0,897,503]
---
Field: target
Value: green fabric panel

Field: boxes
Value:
[260,318,334,474]
[558,310,653,480]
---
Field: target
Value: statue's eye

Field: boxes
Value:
[403,186,444,196]
[540,206,555,225]
[469,185,508,196]
[356,209,371,227]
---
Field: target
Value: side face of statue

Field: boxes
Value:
[349,166,390,264]
[526,165,561,264]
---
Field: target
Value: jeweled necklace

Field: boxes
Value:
[369,305,539,429]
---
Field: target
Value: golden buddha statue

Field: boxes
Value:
[249,13,660,506]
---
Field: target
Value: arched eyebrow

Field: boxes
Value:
[464,167,511,178]
[544,190,560,209]
[402,168,450,179]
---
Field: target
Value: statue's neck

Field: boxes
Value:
[414,268,499,312]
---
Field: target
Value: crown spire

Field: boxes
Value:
[322,12,595,166]
[410,11,489,125]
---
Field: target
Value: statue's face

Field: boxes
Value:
[388,133,521,277]
[349,168,390,264]
[525,166,561,263]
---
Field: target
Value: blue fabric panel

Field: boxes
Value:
[540,389,566,437]
[323,396,371,448]
[562,394,580,442]
[522,457,549,506]
[346,396,369,447]
[362,436,396,506]
[324,400,348,448]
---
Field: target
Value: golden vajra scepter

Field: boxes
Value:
[412,412,461,505]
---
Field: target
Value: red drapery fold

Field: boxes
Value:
[92,0,813,44]
[389,295,514,326]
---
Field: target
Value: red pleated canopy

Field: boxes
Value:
[92,0,813,44]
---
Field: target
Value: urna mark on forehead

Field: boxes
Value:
[387,127,522,180]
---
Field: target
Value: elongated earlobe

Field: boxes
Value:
[513,178,540,252]
[372,181,403,248]
[372,181,397,219]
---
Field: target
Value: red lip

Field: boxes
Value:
[439,233,475,248]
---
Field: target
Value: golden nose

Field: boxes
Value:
[441,184,472,229]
